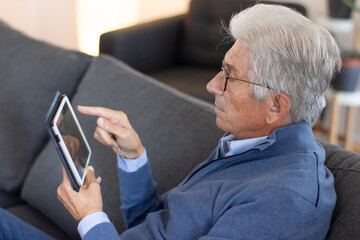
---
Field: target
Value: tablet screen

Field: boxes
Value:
[53,97,91,185]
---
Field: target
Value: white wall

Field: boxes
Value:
[137,0,191,23]
[0,0,78,49]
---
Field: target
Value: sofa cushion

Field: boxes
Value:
[0,189,23,208]
[21,55,224,238]
[0,20,92,192]
[321,141,360,239]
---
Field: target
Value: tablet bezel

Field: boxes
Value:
[51,95,92,187]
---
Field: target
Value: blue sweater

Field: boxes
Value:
[84,122,336,240]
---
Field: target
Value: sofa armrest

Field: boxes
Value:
[99,15,185,73]
[319,140,360,239]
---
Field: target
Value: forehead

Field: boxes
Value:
[223,40,251,72]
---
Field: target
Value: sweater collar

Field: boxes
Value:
[220,121,314,157]
[251,121,315,153]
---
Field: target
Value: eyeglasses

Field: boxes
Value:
[221,61,270,91]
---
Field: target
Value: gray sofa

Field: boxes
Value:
[0,19,360,240]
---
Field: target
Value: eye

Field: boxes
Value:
[222,66,230,77]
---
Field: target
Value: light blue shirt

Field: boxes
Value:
[218,134,268,158]
[77,134,269,239]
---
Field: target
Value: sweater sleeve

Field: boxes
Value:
[118,160,163,228]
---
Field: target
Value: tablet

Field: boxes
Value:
[45,92,91,192]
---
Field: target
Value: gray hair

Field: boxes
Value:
[228,4,341,126]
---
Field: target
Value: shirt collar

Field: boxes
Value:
[218,133,269,158]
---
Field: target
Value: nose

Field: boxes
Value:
[207,72,223,96]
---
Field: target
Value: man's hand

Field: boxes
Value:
[57,165,103,222]
[77,106,144,159]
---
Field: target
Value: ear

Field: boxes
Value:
[266,93,291,125]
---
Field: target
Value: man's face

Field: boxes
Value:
[206,40,270,139]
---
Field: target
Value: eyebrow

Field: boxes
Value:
[223,60,237,74]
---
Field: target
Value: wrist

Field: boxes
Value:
[116,146,144,159]
[117,148,148,173]
[128,146,145,159]
[79,207,103,222]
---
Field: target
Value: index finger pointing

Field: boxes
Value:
[77,106,132,128]
[78,106,121,121]
[77,106,108,117]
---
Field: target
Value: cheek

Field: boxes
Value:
[216,98,245,129]
[228,97,266,125]
[227,96,247,119]
[228,106,247,126]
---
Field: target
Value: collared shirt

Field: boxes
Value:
[77,134,269,239]
[218,134,269,158]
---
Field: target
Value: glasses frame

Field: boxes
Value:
[221,61,270,91]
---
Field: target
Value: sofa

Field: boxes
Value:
[99,0,307,102]
[0,17,360,240]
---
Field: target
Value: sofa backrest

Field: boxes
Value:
[0,20,92,192]
[180,0,307,68]
[321,141,360,240]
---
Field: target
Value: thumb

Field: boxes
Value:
[84,166,97,185]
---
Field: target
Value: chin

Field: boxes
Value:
[215,117,228,132]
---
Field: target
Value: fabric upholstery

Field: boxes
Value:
[21,55,224,238]
[0,20,92,192]
[100,15,185,73]
[0,189,23,208]
[321,141,360,240]
[21,140,80,239]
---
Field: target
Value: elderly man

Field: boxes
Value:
[0,3,341,240]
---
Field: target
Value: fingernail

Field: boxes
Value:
[97,176,102,184]
[88,166,94,172]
